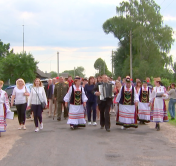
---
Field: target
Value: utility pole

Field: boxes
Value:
[57,52,59,76]
[74,67,75,77]
[22,25,24,54]
[112,50,114,78]
[130,30,132,79]
[104,60,105,74]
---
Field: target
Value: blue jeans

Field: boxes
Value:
[168,98,176,118]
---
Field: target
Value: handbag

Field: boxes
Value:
[32,87,46,109]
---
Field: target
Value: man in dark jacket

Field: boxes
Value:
[48,78,56,117]
[94,74,115,132]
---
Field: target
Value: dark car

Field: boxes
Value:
[5,83,33,112]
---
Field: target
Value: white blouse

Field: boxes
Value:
[28,87,47,106]
[116,85,139,103]
[151,86,168,100]
[138,86,153,103]
[12,86,28,105]
[64,85,88,103]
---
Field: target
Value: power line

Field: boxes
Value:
[160,0,166,6]
[39,55,56,63]
[162,0,174,12]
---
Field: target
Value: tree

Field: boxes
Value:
[0,40,13,59]
[1,52,38,84]
[50,71,58,78]
[94,58,112,77]
[103,0,174,80]
[61,66,85,78]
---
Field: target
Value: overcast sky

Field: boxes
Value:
[0,0,176,77]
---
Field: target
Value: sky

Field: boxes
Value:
[0,0,176,77]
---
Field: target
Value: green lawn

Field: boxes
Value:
[165,100,176,126]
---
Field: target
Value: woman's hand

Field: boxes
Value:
[65,102,68,108]
[83,102,86,107]
[135,102,138,107]
[24,92,30,96]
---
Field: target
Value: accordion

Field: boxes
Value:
[98,83,114,100]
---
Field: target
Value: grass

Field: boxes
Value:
[165,100,176,126]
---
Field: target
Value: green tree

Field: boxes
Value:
[0,40,13,59]
[94,58,112,77]
[50,71,57,78]
[1,52,38,84]
[103,0,174,80]
[61,66,85,78]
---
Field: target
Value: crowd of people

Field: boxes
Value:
[0,74,175,135]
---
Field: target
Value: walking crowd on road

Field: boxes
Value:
[1,73,176,136]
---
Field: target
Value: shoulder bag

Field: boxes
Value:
[33,87,46,109]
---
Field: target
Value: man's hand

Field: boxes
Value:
[95,92,101,96]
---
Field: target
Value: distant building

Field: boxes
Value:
[60,73,69,78]
[36,68,51,79]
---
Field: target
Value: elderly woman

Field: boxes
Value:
[64,77,88,130]
[11,78,29,130]
[0,80,13,136]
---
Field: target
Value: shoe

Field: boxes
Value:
[92,122,97,126]
[18,125,22,130]
[121,126,125,130]
[70,126,75,130]
[88,122,91,125]
[57,117,61,121]
[106,128,110,132]
[35,127,39,132]
[23,125,26,130]
[157,123,160,131]
[40,123,43,130]
[100,126,104,129]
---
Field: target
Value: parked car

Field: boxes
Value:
[5,83,33,112]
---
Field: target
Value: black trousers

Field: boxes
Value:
[98,98,112,130]
[31,105,43,127]
[16,103,27,125]
[86,102,97,122]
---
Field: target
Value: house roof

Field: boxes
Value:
[36,68,51,79]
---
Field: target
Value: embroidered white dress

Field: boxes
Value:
[138,86,152,122]
[0,90,11,132]
[150,86,168,122]
[116,85,139,125]
[64,85,88,125]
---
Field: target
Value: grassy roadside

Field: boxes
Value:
[165,100,176,126]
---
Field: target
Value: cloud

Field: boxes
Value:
[163,15,176,21]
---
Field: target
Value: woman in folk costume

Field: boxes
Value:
[138,80,152,124]
[0,81,13,136]
[113,80,122,116]
[150,77,168,131]
[116,76,139,130]
[64,77,88,130]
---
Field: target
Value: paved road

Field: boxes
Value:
[1,110,176,166]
